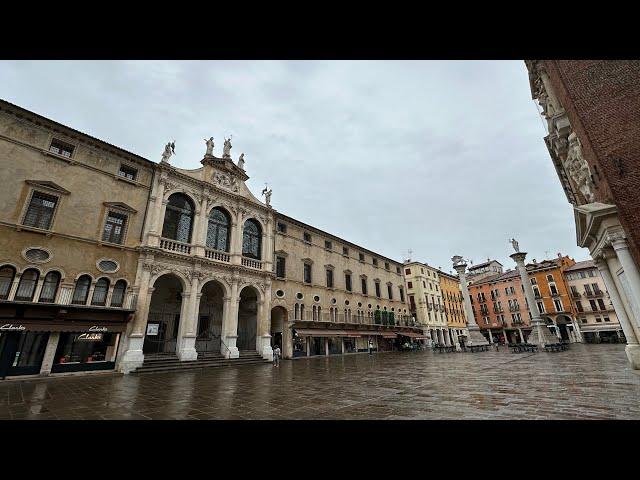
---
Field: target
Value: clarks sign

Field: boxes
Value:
[76,333,104,342]
[89,326,108,332]
[0,324,26,331]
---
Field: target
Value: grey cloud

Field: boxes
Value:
[0,60,590,271]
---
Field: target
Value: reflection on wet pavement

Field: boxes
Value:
[1,344,639,420]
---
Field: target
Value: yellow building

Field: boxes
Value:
[437,269,468,348]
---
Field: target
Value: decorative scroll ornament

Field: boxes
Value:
[213,172,239,193]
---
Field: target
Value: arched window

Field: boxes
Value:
[15,269,39,301]
[294,303,299,320]
[72,275,92,305]
[91,278,110,306]
[0,266,16,300]
[110,280,127,307]
[39,271,61,303]
[206,207,231,251]
[242,219,262,259]
[162,193,195,243]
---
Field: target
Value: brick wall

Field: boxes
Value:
[540,60,640,266]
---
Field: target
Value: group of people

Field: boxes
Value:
[272,338,378,366]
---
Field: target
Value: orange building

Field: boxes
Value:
[468,254,580,343]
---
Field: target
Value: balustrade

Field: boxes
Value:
[160,238,192,254]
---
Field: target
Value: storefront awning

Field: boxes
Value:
[397,331,429,339]
[295,329,362,337]
[379,332,398,339]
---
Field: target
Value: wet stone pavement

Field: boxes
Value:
[1,344,639,420]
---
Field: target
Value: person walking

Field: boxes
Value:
[368,339,374,355]
[273,345,281,367]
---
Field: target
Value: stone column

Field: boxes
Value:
[511,251,557,347]
[518,328,525,343]
[176,288,198,361]
[221,277,240,358]
[611,237,640,331]
[257,290,274,361]
[552,318,562,340]
[231,219,243,265]
[32,277,46,303]
[453,261,489,347]
[341,338,345,354]
[502,329,509,345]
[324,337,329,356]
[86,281,97,306]
[119,271,153,374]
[39,332,60,376]
[7,274,21,301]
[595,254,640,369]
[487,329,493,344]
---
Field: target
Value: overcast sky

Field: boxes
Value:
[0,60,591,272]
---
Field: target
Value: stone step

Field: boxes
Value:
[132,358,270,375]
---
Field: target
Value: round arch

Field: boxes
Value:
[144,273,186,355]
[237,284,261,352]
[149,269,189,292]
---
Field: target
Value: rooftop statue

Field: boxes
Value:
[510,238,520,253]
[204,137,214,156]
[238,153,245,170]
[161,141,175,163]
[223,137,232,158]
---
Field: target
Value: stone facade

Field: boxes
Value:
[0,99,152,378]
[437,270,468,348]
[526,60,640,368]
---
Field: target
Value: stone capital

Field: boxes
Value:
[509,251,528,265]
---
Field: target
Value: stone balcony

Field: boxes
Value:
[157,237,267,271]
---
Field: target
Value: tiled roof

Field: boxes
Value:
[564,260,595,272]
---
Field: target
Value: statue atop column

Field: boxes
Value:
[204,137,214,156]
[161,141,175,163]
[261,185,272,206]
[223,137,232,158]
[238,153,246,170]
[510,238,520,253]
[451,255,465,267]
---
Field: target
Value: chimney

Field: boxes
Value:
[557,252,562,258]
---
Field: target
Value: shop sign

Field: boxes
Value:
[76,333,104,342]
[0,323,26,331]
[146,323,159,336]
[89,326,108,332]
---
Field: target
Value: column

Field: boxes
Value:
[306,337,310,357]
[595,254,640,369]
[257,291,274,361]
[221,278,240,358]
[573,319,583,343]
[105,284,115,307]
[324,337,329,356]
[284,317,294,359]
[453,261,489,346]
[231,220,243,265]
[487,329,493,344]
[192,196,208,257]
[341,338,345,354]
[7,274,21,301]
[39,332,60,376]
[86,281,97,306]
[518,328,525,343]
[32,277,46,303]
[511,250,557,347]
[552,318,562,340]
[611,237,640,331]
[502,329,509,345]
[119,266,153,373]
[176,289,197,361]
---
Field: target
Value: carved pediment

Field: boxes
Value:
[25,180,70,195]
[104,201,137,213]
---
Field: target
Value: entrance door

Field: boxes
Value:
[0,331,50,378]
[143,313,177,354]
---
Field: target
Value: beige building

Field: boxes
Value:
[564,260,623,343]
[0,99,152,379]
[403,261,449,346]
[271,214,415,358]
[1,99,418,379]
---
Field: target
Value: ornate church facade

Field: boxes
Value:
[119,148,277,373]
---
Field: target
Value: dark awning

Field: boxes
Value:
[397,331,429,339]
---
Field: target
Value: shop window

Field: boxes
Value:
[14,268,39,301]
[72,275,92,305]
[22,191,59,230]
[0,266,16,300]
[110,280,127,307]
[52,332,119,372]
[242,219,262,259]
[38,271,61,303]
